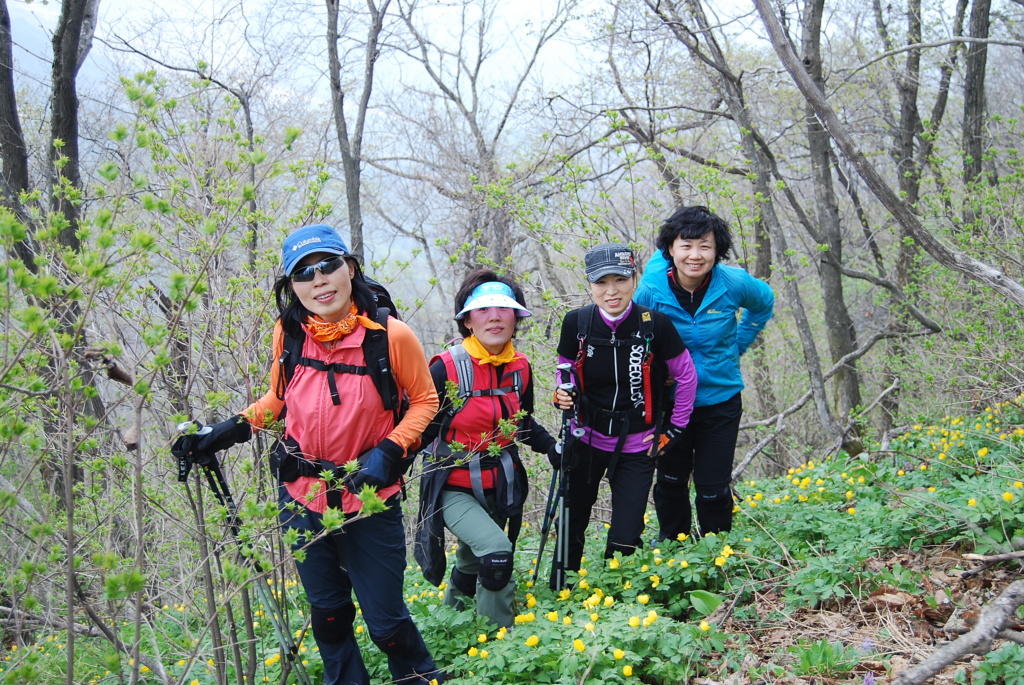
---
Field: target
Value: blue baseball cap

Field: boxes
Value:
[455,282,532,320]
[281,224,352,276]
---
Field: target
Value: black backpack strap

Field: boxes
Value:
[574,304,596,394]
[295,357,372,406]
[277,328,305,400]
[362,307,400,415]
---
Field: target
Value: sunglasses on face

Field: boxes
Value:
[290,256,347,282]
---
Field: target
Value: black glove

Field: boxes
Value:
[657,423,686,456]
[345,438,405,494]
[195,415,252,455]
[547,444,563,470]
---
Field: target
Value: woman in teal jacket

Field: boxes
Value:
[635,206,774,539]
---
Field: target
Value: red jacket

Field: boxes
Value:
[433,349,529,489]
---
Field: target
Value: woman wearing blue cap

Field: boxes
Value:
[552,243,697,580]
[414,269,558,629]
[180,224,444,684]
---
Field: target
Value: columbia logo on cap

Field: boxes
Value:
[292,237,322,251]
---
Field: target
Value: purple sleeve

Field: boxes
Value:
[666,349,697,428]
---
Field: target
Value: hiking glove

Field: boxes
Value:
[657,423,687,456]
[546,443,563,470]
[345,438,405,494]
[195,415,253,456]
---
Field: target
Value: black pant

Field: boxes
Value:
[562,441,655,573]
[654,392,742,540]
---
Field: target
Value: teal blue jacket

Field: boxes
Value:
[635,251,774,407]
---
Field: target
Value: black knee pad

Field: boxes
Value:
[655,472,687,489]
[696,484,733,506]
[310,602,356,644]
[371,617,421,657]
[478,551,513,591]
[450,567,477,597]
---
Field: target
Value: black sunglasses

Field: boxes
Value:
[290,255,347,282]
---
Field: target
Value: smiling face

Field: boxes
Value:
[668,231,717,291]
[290,251,355,322]
[588,274,636,317]
[464,306,517,354]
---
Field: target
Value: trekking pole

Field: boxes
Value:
[549,364,584,590]
[530,467,560,587]
[173,424,314,685]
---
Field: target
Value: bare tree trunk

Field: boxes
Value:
[51,0,89,254]
[326,0,391,258]
[0,0,39,270]
[803,0,863,453]
[962,0,991,192]
[875,0,924,433]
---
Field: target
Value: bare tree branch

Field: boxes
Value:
[893,581,1024,685]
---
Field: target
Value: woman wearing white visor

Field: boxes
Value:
[415,271,558,628]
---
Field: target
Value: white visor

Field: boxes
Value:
[455,281,532,319]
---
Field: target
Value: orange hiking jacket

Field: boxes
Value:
[244,318,438,514]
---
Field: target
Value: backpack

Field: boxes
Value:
[573,303,660,437]
[270,277,410,488]
[432,343,525,439]
[277,276,403,419]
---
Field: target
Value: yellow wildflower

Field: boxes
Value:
[573,639,585,652]
[525,635,539,647]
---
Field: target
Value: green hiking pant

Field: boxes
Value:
[440,489,515,629]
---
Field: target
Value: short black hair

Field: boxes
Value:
[453,269,528,338]
[655,206,733,263]
[274,256,376,339]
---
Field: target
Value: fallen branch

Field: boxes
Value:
[892,580,1024,685]
[0,605,102,638]
[962,551,1024,563]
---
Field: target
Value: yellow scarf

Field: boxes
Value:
[305,303,384,343]
[462,335,517,366]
